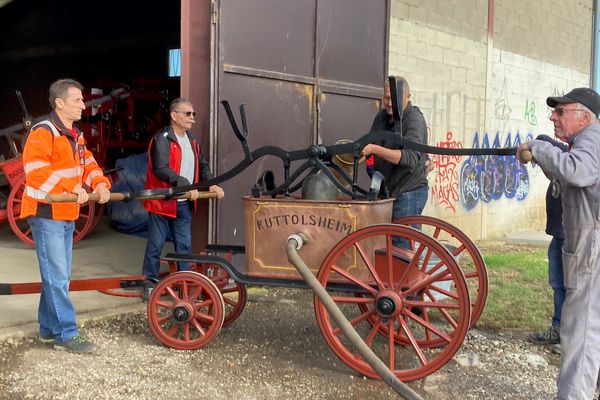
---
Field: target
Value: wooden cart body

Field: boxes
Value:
[243,196,393,280]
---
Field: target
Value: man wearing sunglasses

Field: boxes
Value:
[141,98,225,301]
[517,87,600,399]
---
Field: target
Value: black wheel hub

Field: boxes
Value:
[376,296,396,317]
[173,306,190,323]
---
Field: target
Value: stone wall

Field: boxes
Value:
[388,0,593,239]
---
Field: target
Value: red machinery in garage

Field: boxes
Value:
[0,79,175,247]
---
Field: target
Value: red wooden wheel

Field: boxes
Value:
[147,271,224,350]
[314,223,470,381]
[191,263,247,327]
[89,203,105,232]
[394,215,488,329]
[7,176,96,247]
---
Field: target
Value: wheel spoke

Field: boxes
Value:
[427,284,459,301]
[404,298,460,310]
[355,241,386,290]
[184,322,190,341]
[331,308,375,336]
[424,290,459,329]
[195,312,214,325]
[221,286,239,294]
[182,281,189,300]
[451,243,467,258]
[330,264,378,295]
[156,299,175,308]
[188,284,201,302]
[194,298,214,311]
[385,234,394,284]
[395,243,427,286]
[166,286,182,302]
[404,309,453,343]
[364,319,382,346]
[191,318,207,335]
[166,323,179,337]
[405,269,452,295]
[399,317,428,366]
[157,312,173,324]
[223,297,238,307]
[418,245,435,274]
[388,319,396,370]
[331,295,373,305]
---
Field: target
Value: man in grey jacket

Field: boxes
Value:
[517,87,600,399]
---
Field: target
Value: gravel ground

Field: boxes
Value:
[0,286,589,400]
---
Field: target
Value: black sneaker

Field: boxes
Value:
[142,280,156,303]
[528,325,560,344]
[54,335,95,354]
[38,335,54,345]
[551,343,561,355]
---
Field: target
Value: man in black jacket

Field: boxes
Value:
[362,77,429,247]
[141,98,224,301]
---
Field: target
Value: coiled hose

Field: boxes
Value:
[286,233,424,400]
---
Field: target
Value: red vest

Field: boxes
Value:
[143,133,200,218]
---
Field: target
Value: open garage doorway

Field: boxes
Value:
[0,0,182,169]
[0,0,183,244]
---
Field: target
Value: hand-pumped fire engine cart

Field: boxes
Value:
[0,78,521,399]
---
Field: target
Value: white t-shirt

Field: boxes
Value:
[175,132,194,202]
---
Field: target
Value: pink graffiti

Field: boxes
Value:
[431,132,463,213]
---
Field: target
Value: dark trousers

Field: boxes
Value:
[142,201,193,282]
[392,184,429,248]
[549,236,565,327]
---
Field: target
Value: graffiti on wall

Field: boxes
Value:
[459,131,532,211]
[524,100,538,126]
[430,131,463,213]
[494,79,512,134]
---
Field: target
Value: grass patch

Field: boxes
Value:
[475,244,553,331]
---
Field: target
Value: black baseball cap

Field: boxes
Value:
[547,87,600,117]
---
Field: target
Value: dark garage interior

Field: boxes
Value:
[0,0,182,167]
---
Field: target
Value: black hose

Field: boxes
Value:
[286,233,424,400]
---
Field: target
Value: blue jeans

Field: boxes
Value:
[28,217,78,343]
[549,236,565,327]
[392,185,429,248]
[142,201,193,282]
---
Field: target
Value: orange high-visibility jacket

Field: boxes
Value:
[20,112,111,221]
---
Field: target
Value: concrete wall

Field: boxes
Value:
[389,0,593,239]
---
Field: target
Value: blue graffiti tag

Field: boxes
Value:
[459,132,531,211]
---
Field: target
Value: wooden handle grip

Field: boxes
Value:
[520,149,533,163]
[45,192,126,203]
[45,191,218,203]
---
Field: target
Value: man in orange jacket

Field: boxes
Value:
[21,78,111,353]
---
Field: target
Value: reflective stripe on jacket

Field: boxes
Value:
[20,112,111,221]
